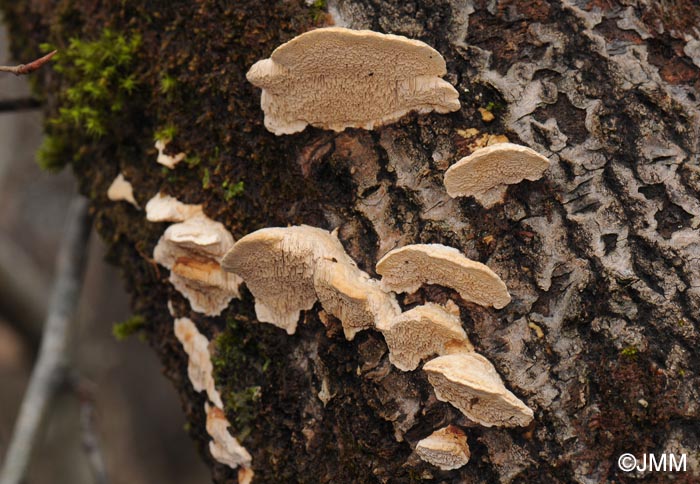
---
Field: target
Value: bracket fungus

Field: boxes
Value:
[174,317,223,409]
[415,425,470,470]
[381,303,472,371]
[444,142,550,208]
[221,225,356,334]
[145,192,203,222]
[246,27,460,134]
[107,173,138,208]
[314,258,400,340]
[154,214,241,316]
[205,403,253,471]
[376,244,511,309]
[423,353,534,427]
[155,138,186,169]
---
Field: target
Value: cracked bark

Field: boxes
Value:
[2,0,699,483]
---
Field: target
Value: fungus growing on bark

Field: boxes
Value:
[415,425,470,470]
[174,318,223,409]
[246,27,460,134]
[107,173,138,208]
[376,244,511,309]
[145,192,203,222]
[204,403,253,471]
[314,258,400,340]
[221,225,356,334]
[154,214,241,316]
[382,303,472,371]
[444,142,550,208]
[423,353,534,427]
[155,139,186,168]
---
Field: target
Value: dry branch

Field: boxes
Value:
[0,50,56,76]
[0,197,91,484]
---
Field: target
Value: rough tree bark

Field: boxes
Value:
[2,0,699,483]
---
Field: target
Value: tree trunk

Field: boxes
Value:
[3,0,699,482]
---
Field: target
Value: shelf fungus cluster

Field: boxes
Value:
[444,142,551,208]
[246,27,460,135]
[221,225,399,337]
[149,193,242,316]
[220,225,534,471]
[174,317,253,479]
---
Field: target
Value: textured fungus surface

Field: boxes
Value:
[423,353,534,428]
[444,142,551,207]
[382,303,472,371]
[415,425,470,470]
[246,27,460,134]
[376,244,512,309]
[221,225,357,334]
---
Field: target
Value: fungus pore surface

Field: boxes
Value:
[376,244,511,309]
[415,425,470,470]
[423,353,534,428]
[246,27,460,134]
[444,143,550,207]
[221,225,357,334]
[382,303,472,371]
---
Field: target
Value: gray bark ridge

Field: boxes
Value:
[311,1,700,482]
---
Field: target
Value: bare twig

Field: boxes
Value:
[0,97,41,112]
[0,197,91,484]
[0,50,57,76]
[71,377,109,484]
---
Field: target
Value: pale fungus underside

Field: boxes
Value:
[382,303,473,371]
[246,27,460,134]
[423,353,534,428]
[376,244,511,309]
[107,173,138,208]
[415,425,471,471]
[444,142,551,208]
[154,214,241,316]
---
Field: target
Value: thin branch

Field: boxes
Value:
[0,97,42,112]
[72,377,109,484]
[0,50,57,76]
[0,197,91,484]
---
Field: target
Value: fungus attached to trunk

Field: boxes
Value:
[204,403,253,471]
[314,258,400,340]
[423,353,534,427]
[443,143,550,208]
[415,425,470,470]
[246,27,460,134]
[155,139,186,169]
[376,244,511,309]
[221,225,356,334]
[154,214,241,316]
[107,173,138,208]
[174,318,223,409]
[145,192,203,222]
[381,303,472,371]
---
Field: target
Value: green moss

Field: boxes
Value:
[112,314,146,341]
[309,0,327,21]
[160,74,177,94]
[222,179,245,200]
[225,386,262,440]
[202,167,211,189]
[154,124,177,142]
[38,30,141,170]
[620,346,639,358]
